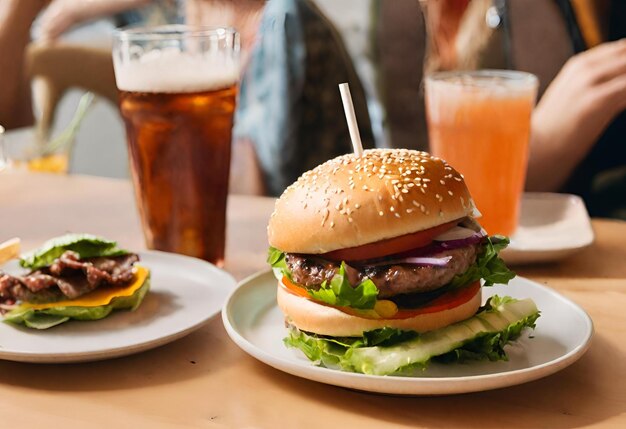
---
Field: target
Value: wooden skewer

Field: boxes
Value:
[338,83,364,157]
[0,238,21,265]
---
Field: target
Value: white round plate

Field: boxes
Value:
[223,271,593,395]
[0,251,235,363]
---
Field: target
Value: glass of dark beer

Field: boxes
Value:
[112,26,239,267]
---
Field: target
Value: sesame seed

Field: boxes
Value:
[406,208,414,213]
[448,190,454,196]
[394,213,401,218]
[330,221,335,228]
[440,179,446,185]
[355,203,361,209]
[379,211,384,216]
[321,208,329,226]
[390,206,395,212]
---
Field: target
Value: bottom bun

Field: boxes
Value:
[276,284,482,337]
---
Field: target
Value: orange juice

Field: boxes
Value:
[425,71,538,235]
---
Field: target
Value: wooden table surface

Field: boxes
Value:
[1,171,625,428]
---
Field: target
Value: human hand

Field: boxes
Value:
[38,0,150,42]
[528,39,626,191]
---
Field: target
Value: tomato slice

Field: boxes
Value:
[321,219,459,261]
[281,276,311,299]
[280,275,480,321]
[385,281,480,319]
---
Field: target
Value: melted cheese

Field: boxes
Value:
[23,265,149,310]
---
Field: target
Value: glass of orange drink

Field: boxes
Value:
[425,70,538,236]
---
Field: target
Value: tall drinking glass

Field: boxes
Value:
[112,26,239,266]
[425,70,538,236]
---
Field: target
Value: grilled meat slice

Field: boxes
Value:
[285,244,480,298]
[0,252,139,304]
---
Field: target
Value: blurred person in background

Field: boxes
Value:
[381,0,625,218]
[0,0,43,129]
[2,0,624,211]
[0,0,373,196]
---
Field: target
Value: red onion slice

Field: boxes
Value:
[367,255,452,267]
[434,225,477,241]
[436,231,486,250]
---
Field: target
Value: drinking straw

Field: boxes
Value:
[43,92,95,156]
[339,83,364,157]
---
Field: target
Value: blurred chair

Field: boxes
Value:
[25,43,117,135]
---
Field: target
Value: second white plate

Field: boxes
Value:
[502,192,594,264]
[223,271,593,395]
[0,251,236,363]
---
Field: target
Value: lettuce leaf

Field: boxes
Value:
[284,295,539,375]
[3,276,150,330]
[448,235,515,289]
[22,314,70,329]
[308,263,378,309]
[267,246,292,281]
[268,248,379,310]
[20,234,128,270]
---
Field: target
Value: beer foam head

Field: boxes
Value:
[114,50,239,93]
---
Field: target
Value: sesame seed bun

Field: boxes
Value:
[276,283,482,337]
[268,149,477,254]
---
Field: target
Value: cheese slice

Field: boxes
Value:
[23,265,149,310]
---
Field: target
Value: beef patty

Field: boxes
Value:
[0,251,139,304]
[285,244,480,298]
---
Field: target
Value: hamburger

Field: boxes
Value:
[267,149,539,375]
[0,234,150,329]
